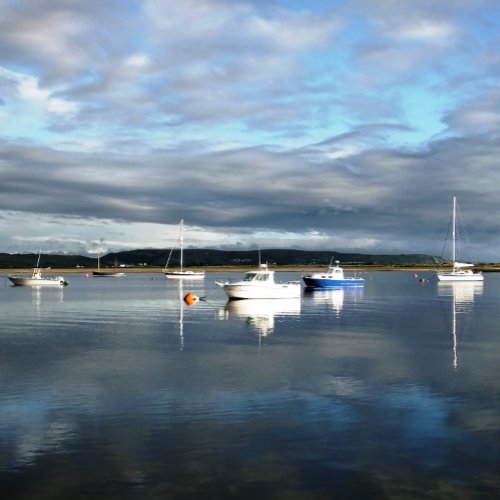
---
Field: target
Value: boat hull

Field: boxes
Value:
[222,282,301,300]
[8,276,68,286]
[302,276,364,288]
[436,272,484,282]
[163,271,205,280]
[92,271,126,277]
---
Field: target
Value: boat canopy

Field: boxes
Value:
[454,262,474,268]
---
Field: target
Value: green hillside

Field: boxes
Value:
[0,249,443,269]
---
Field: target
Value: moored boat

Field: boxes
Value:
[163,219,205,280]
[436,196,483,282]
[92,270,126,277]
[8,252,68,286]
[92,252,126,277]
[216,263,301,299]
[302,260,364,288]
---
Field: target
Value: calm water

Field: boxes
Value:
[0,271,499,499]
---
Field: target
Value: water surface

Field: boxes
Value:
[1,271,499,498]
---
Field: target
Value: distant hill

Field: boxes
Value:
[0,253,95,269]
[0,249,444,269]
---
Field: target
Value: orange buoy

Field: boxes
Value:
[183,292,199,305]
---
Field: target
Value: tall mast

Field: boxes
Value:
[452,196,456,264]
[179,219,184,271]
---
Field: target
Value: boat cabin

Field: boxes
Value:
[319,262,344,279]
[242,264,274,283]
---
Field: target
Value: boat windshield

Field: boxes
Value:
[243,272,270,282]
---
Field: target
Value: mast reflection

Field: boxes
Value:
[177,280,184,351]
[437,281,483,369]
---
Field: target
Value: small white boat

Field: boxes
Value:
[436,196,483,282]
[216,263,301,299]
[302,260,364,288]
[163,219,205,280]
[8,252,68,286]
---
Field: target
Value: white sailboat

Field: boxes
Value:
[436,196,483,282]
[163,219,205,280]
[8,251,68,286]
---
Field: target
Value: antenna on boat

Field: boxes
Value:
[328,256,339,267]
[36,249,42,269]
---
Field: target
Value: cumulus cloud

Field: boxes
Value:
[1,0,500,259]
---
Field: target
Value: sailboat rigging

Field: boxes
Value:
[92,247,126,277]
[163,219,205,280]
[436,196,483,282]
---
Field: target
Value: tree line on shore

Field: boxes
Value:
[0,249,443,269]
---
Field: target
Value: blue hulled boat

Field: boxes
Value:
[302,260,364,288]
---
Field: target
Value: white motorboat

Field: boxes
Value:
[163,219,205,280]
[8,252,68,286]
[436,196,483,282]
[216,263,301,299]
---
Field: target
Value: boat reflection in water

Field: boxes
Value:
[219,298,301,338]
[31,285,65,308]
[437,281,483,369]
[304,286,364,317]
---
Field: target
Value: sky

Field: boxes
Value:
[1,0,500,261]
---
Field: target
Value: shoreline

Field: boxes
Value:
[2,265,500,274]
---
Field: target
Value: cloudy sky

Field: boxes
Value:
[1,0,500,260]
